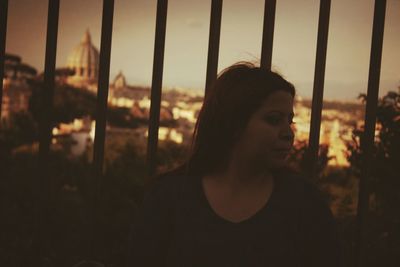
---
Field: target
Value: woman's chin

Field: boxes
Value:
[267,155,289,169]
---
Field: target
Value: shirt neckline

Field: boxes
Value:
[196,173,281,227]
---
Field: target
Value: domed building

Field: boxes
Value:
[66,30,99,92]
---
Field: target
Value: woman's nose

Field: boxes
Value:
[280,124,294,142]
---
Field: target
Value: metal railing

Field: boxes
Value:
[0,0,8,119]
[204,0,223,96]
[355,1,386,266]
[34,0,60,260]
[0,0,387,266]
[147,0,168,177]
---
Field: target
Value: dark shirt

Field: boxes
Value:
[128,170,343,267]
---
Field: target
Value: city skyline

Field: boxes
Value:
[5,0,400,100]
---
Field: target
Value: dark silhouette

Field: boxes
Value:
[128,62,343,266]
[347,90,400,266]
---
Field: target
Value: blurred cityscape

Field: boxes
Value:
[2,30,365,167]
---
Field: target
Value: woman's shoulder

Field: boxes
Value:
[144,166,196,201]
[146,172,185,196]
[279,170,343,266]
[276,168,332,215]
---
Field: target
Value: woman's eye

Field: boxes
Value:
[265,114,295,125]
[265,116,281,125]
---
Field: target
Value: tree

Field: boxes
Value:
[347,89,400,266]
[347,90,400,218]
[29,80,148,129]
[29,81,97,125]
[286,140,332,182]
[0,112,39,151]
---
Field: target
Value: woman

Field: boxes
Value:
[128,62,343,266]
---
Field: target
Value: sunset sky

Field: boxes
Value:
[5,0,400,100]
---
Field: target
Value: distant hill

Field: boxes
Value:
[300,98,364,113]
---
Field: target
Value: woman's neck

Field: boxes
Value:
[205,159,274,194]
[201,160,275,223]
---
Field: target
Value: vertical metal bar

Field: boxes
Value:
[260,0,276,71]
[92,0,114,185]
[38,1,60,158]
[0,0,8,119]
[306,0,331,180]
[204,0,223,96]
[146,0,168,177]
[37,0,60,198]
[34,0,60,262]
[355,1,386,266]
[90,0,114,259]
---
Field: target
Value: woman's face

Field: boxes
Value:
[231,90,295,170]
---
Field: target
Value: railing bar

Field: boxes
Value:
[146,0,168,177]
[38,0,60,159]
[204,0,223,96]
[306,0,331,179]
[92,0,114,185]
[0,0,8,119]
[260,0,276,71]
[354,1,386,266]
[90,0,115,259]
[34,0,60,262]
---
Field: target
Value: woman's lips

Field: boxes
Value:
[273,149,291,157]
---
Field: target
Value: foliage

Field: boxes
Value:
[28,81,149,129]
[0,112,39,151]
[107,107,145,128]
[28,81,97,125]
[347,89,400,266]
[0,147,94,267]
[286,140,332,182]
[347,90,400,218]
[156,140,190,173]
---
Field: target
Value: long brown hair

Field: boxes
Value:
[167,62,296,177]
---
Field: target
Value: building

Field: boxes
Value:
[66,30,99,92]
[1,53,37,120]
[65,30,150,103]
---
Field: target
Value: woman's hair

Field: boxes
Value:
[171,62,296,177]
